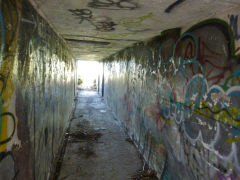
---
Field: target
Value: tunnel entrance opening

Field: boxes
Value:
[77,60,103,92]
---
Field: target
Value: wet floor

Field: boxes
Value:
[56,90,142,180]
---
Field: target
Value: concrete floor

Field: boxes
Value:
[57,90,142,180]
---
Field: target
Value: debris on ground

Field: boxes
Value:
[68,130,102,143]
[78,142,96,158]
[131,169,158,180]
[132,159,158,179]
[56,91,143,179]
[125,137,134,145]
[67,120,103,158]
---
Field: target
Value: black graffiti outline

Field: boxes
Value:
[0,74,15,145]
[68,8,116,32]
[0,112,16,145]
[0,152,19,180]
[165,0,186,13]
[88,0,139,10]
[168,96,240,125]
[68,9,92,24]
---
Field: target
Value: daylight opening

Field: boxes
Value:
[77,60,102,90]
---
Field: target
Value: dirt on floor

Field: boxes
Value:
[68,123,102,159]
[131,169,158,180]
[53,90,158,180]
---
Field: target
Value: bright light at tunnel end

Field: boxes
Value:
[77,60,102,90]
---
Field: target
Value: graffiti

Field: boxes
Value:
[68,8,116,32]
[0,152,18,179]
[68,9,93,24]
[188,37,231,85]
[165,0,186,13]
[118,12,153,28]
[0,0,76,179]
[217,172,240,180]
[193,100,240,127]
[117,12,153,32]
[0,112,16,145]
[171,34,206,113]
[229,15,240,40]
[222,68,240,91]
[0,0,19,151]
[0,6,5,66]
[151,33,207,116]
[103,17,240,180]
[0,1,20,179]
[88,0,139,10]
[1,0,19,61]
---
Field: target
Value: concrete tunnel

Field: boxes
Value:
[0,0,240,179]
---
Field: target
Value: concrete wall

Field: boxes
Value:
[103,7,240,180]
[0,0,75,180]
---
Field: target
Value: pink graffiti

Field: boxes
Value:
[218,173,240,180]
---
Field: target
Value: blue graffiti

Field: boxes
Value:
[170,33,206,113]
[156,33,207,122]
[155,33,207,126]
[233,69,240,77]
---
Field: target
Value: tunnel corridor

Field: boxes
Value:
[1,0,240,180]
[54,90,143,180]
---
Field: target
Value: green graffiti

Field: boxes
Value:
[221,69,240,90]
[118,12,153,28]
[192,100,240,127]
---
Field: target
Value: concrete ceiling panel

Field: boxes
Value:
[29,0,240,61]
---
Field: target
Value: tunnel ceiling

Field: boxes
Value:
[29,0,240,61]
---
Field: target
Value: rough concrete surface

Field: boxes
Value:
[102,14,240,179]
[0,1,75,179]
[29,0,240,61]
[57,90,142,180]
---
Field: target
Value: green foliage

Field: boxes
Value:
[78,77,83,85]
[93,79,97,89]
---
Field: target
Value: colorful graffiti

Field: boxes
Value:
[118,12,153,32]
[0,0,19,152]
[0,0,75,179]
[103,17,240,179]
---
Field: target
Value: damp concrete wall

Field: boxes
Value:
[103,7,240,180]
[0,0,75,180]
